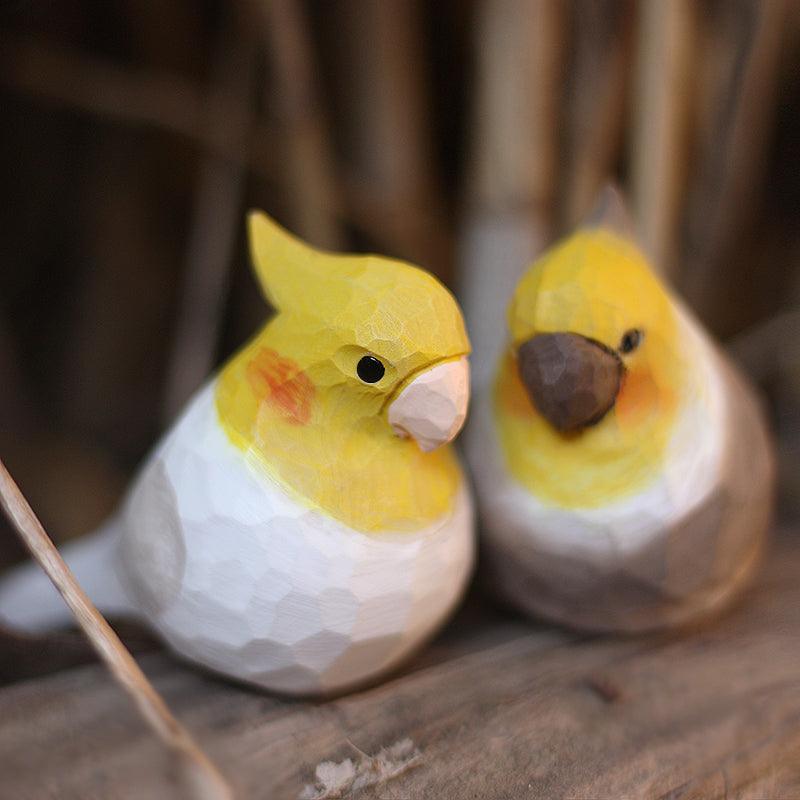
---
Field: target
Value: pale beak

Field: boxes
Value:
[388,357,470,452]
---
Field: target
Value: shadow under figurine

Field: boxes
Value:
[466,186,775,632]
[0,212,475,696]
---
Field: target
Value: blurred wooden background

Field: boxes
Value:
[0,0,798,582]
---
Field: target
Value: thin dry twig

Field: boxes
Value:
[0,458,232,800]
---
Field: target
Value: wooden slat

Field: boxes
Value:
[2,528,800,799]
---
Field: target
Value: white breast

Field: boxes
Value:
[117,383,474,695]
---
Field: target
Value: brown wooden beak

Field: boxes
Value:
[517,333,624,433]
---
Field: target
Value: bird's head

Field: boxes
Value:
[495,187,690,506]
[217,211,470,455]
[508,189,683,437]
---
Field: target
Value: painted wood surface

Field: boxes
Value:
[2,526,799,799]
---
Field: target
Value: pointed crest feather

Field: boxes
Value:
[583,184,638,240]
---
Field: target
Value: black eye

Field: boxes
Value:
[357,355,385,383]
[619,329,644,354]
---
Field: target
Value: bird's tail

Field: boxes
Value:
[0,517,137,633]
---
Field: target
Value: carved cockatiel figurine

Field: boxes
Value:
[466,188,774,631]
[0,213,474,695]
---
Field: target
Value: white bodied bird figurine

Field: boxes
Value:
[0,212,474,695]
[466,188,775,631]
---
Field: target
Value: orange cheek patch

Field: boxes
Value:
[616,367,672,430]
[498,355,536,419]
[246,347,314,425]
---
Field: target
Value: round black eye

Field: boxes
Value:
[357,355,385,383]
[619,329,644,354]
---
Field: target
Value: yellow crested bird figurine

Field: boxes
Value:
[0,212,474,695]
[466,188,775,631]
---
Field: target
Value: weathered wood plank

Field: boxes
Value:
[2,529,799,800]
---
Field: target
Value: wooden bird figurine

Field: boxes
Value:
[0,212,474,695]
[465,187,775,631]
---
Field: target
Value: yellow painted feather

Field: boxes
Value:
[495,228,688,508]
[216,212,470,532]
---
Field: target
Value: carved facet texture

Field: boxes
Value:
[468,199,774,631]
[469,337,773,631]
[119,385,475,695]
[216,211,472,534]
[517,333,623,432]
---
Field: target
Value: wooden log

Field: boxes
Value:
[2,527,799,798]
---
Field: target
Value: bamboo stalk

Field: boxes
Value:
[0,31,415,260]
[324,0,450,275]
[630,0,697,277]
[459,0,567,390]
[681,0,788,330]
[258,0,343,250]
[466,0,565,217]
[0,459,232,800]
[0,32,270,176]
[562,0,634,228]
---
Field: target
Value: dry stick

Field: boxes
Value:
[681,0,788,329]
[0,32,267,176]
[562,0,635,229]
[729,308,800,383]
[630,0,697,278]
[258,0,343,250]
[0,459,232,800]
[0,31,413,260]
[161,22,257,422]
[459,0,566,390]
[326,0,449,275]
[0,30,438,268]
[465,0,564,216]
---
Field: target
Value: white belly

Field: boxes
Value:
[117,383,474,695]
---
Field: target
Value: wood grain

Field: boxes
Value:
[2,527,799,799]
